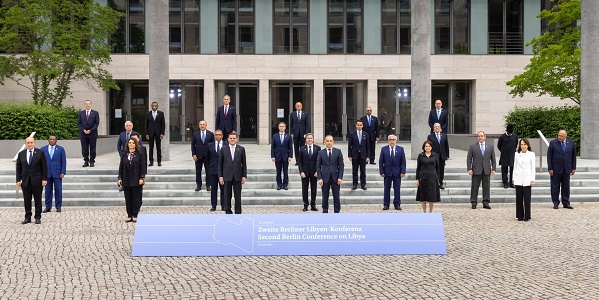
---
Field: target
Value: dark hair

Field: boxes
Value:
[278,122,286,126]
[422,140,434,151]
[356,120,363,125]
[228,131,238,138]
[131,132,141,139]
[517,138,532,153]
[127,138,140,151]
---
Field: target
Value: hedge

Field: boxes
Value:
[0,103,79,140]
[504,105,580,154]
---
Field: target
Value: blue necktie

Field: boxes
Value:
[201,131,205,143]
[368,116,371,126]
[50,146,54,159]
[391,147,395,159]
[562,141,566,154]
[480,143,485,156]
[358,132,362,144]
[308,146,312,158]
[217,142,221,153]
[28,150,33,165]
[437,133,441,144]
[280,134,284,145]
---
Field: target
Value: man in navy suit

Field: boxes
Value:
[206,130,226,211]
[77,99,100,167]
[348,120,370,190]
[290,102,309,165]
[41,136,66,213]
[379,135,406,210]
[218,132,247,214]
[467,131,496,209]
[16,137,47,224]
[427,123,449,189]
[271,122,293,190]
[145,101,166,166]
[117,121,140,157]
[191,120,214,192]
[216,95,237,141]
[428,99,448,133]
[547,130,576,209]
[317,135,344,213]
[360,106,379,164]
[297,133,320,211]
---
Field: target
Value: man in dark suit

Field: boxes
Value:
[348,120,370,190]
[547,130,576,209]
[77,99,100,167]
[191,120,214,191]
[427,123,449,189]
[271,122,293,190]
[145,101,166,166]
[218,132,247,214]
[297,133,320,212]
[379,135,406,210]
[16,137,47,224]
[41,136,66,213]
[117,121,140,158]
[467,131,496,209]
[497,124,518,189]
[290,102,309,165]
[428,99,448,133]
[317,135,344,213]
[360,107,379,164]
[206,130,226,211]
[216,95,237,141]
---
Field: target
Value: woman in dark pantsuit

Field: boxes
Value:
[416,140,441,213]
[118,138,146,223]
[513,138,535,221]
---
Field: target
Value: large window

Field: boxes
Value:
[435,0,470,54]
[109,0,146,53]
[273,0,309,54]
[381,0,411,54]
[169,0,200,54]
[220,0,255,54]
[488,0,523,54]
[328,0,363,54]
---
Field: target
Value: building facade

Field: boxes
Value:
[0,0,569,144]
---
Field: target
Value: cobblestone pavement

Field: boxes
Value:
[0,203,597,300]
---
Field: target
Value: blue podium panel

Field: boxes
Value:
[132,213,447,256]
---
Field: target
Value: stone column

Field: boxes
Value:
[313,79,324,142]
[258,79,270,145]
[581,0,599,158]
[148,0,170,160]
[410,0,431,159]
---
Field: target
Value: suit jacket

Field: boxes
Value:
[513,151,536,186]
[118,150,147,186]
[467,142,497,175]
[271,132,293,161]
[16,148,47,187]
[206,141,227,176]
[379,145,407,177]
[216,105,237,134]
[117,130,140,157]
[348,131,370,159]
[297,144,321,176]
[547,138,576,174]
[316,147,344,183]
[428,108,448,133]
[218,144,247,181]
[41,144,67,179]
[289,110,309,136]
[77,110,100,138]
[427,132,450,161]
[497,133,519,166]
[360,115,379,141]
[145,110,166,137]
[191,130,215,160]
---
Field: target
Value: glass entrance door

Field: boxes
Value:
[270,81,313,136]
[431,81,471,134]
[169,82,205,142]
[324,82,366,142]
[216,81,259,141]
[377,81,411,141]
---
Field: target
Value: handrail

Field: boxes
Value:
[12,132,36,162]
[537,130,550,173]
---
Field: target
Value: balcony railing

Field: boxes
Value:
[488,32,524,54]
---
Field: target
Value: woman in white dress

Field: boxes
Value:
[513,138,535,221]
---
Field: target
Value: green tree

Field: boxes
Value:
[0,0,124,107]
[506,0,581,104]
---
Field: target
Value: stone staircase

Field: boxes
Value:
[1,166,598,207]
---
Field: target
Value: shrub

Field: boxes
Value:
[504,105,580,154]
[0,103,79,140]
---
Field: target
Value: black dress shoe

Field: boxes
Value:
[361,187,367,190]
[370,162,376,165]
[503,183,508,189]
[148,163,154,166]
[553,205,559,209]
[310,206,318,212]
[195,187,201,192]
[21,219,31,224]
[42,209,51,213]
[351,186,357,191]
[483,203,491,209]
[89,162,95,167]
[518,218,523,221]
[510,183,515,188]
[564,205,574,209]
[383,206,389,210]
[221,208,226,211]
[471,203,477,209]
[210,207,216,212]
[82,162,89,167]
[119,187,124,192]
[56,209,61,212]
[284,186,288,190]
[34,219,41,224]
[207,186,211,191]
[157,163,162,167]
[277,186,281,190]
[524,219,530,222]
[439,183,445,190]
[302,207,308,212]
[395,205,402,211]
